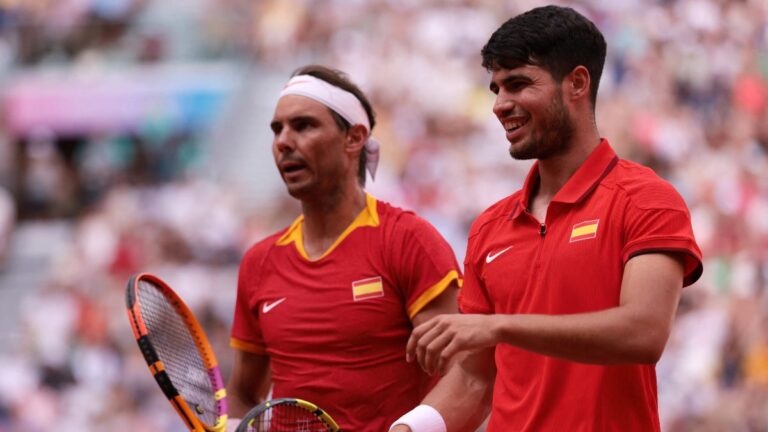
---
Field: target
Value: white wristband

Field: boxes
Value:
[389,405,447,432]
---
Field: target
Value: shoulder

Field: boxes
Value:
[241,229,287,265]
[375,198,436,233]
[374,198,455,253]
[609,159,690,211]
[468,193,520,239]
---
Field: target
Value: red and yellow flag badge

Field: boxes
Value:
[570,219,599,242]
[352,276,384,301]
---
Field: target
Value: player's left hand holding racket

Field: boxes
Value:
[125,272,228,431]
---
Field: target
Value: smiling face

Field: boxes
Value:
[490,65,575,161]
[270,95,351,200]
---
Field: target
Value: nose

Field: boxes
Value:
[273,128,294,154]
[492,92,514,120]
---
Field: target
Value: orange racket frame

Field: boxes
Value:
[125,272,227,431]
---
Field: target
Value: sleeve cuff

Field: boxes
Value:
[407,270,461,319]
[622,237,703,287]
[229,337,267,354]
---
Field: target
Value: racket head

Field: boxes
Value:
[125,272,227,431]
[236,398,340,432]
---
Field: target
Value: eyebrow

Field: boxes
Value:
[270,115,316,131]
[490,74,533,92]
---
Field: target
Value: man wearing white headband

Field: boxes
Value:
[226,65,462,431]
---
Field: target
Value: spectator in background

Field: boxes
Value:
[0,185,14,269]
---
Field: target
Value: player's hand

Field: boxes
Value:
[406,314,499,375]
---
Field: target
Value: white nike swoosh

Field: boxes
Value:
[486,246,513,264]
[262,297,287,313]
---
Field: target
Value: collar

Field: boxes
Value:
[276,193,380,261]
[511,139,619,219]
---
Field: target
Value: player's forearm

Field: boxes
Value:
[392,350,494,432]
[493,252,687,365]
[223,388,253,432]
[226,372,272,418]
[422,349,495,431]
[226,384,259,418]
[227,376,261,418]
[493,305,673,364]
[227,351,271,417]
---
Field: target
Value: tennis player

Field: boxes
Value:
[226,65,462,431]
[392,6,703,432]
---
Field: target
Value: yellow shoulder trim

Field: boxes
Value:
[407,270,461,319]
[229,338,266,354]
[274,193,380,261]
[275,215,304,247]
[365,192,380,226]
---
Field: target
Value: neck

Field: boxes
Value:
[536,126,601,200]
[300,181,366,259]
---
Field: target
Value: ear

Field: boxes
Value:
[565,65,591,103]
[344,124,368,155]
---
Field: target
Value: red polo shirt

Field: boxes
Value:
[459,139,702,431]
[231,194,461,431]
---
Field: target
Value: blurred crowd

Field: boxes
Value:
[0,0,766,431]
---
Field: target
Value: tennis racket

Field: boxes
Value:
[236,398,340,432]
[125,272,228,431]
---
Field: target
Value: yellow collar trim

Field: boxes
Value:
[276,193,380,261]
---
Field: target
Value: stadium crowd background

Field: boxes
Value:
[0,0,765,430]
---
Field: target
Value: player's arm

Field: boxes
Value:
[422,348,495,431]
[391,346,495,432]
[394,281,492,432]
[410,280,460,327]
[227,350,271,418]
[409,252,685,375]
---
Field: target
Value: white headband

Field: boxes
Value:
[279,74,380,180]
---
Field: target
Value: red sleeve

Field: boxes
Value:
[621,180,703,287]
[230,243,268,354]
[458,220,494,315]
[388,212,461,319]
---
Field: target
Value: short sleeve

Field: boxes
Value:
[230,246,267,354]
[388,213,461,319]
[621,182,703,287]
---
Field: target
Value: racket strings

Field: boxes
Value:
[246,404,330,431]
[137,280,217,425]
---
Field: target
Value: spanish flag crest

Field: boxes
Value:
[352,276,384,301]
[570,219,599,242]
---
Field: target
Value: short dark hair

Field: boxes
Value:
[481,5,607,108]
[291,65,376,186]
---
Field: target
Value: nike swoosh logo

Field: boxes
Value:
[486,246,513,264]
[262,297,287,313]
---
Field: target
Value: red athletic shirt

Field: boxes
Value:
[459,140,702,432]
[231,194,461,431]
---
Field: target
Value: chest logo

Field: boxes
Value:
[352,276,384,301]
[570,219,600,242]
[262,297,287,313]
[486,246,513,264]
